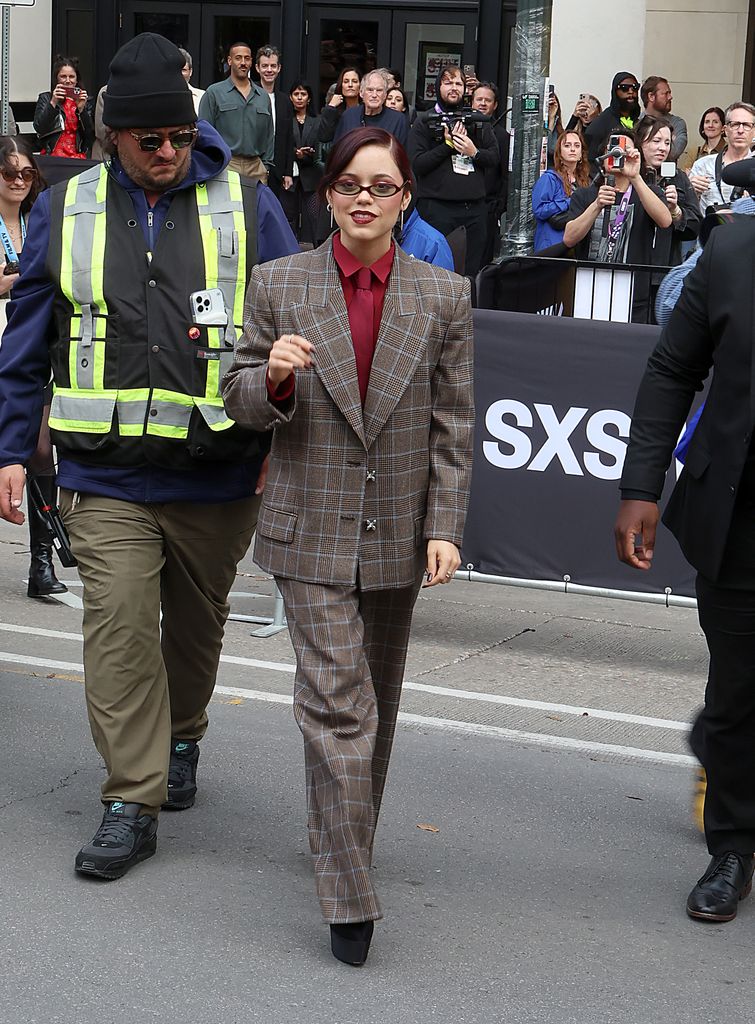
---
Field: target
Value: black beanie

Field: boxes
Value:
[103,33,196,128]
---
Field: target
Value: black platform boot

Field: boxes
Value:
[27,474,68,599]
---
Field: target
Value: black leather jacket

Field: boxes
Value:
[34,92,95,156]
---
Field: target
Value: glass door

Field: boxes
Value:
[119,2,203,64]
[390,10,477,110]
[305,6,392,108]
[199,4,281,86]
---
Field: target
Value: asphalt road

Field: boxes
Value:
[0,518,748,1024]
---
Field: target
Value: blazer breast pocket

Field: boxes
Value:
[258,505,298,543]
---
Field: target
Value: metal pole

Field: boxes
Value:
[453,567,697,609]
[1,7,9,136]
[500,0,553,257]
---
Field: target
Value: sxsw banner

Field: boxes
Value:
[462,309,697,599]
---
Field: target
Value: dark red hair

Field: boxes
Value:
[317,127,413,204]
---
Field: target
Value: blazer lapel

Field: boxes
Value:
[293,242,367,448]
[362,248,434,447]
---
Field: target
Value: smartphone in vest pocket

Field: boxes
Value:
[190,288,228,326]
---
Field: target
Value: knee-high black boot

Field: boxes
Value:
[27,474,68,598]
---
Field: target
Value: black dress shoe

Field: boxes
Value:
[686,852,754,922]
[330,921,374,965]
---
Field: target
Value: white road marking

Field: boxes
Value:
[217,686,694,766]
[0,652,83,672]
[403,680,690,731]
[0,621,690,730]
[1,650,694,765]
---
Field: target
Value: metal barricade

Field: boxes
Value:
[475,255,675,325]
[228,581,287,638]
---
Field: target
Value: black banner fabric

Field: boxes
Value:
[462,309,697,598]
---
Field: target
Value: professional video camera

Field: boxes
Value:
[426,107,489,142]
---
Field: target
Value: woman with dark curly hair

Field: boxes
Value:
[33,55,95,158]
[0,136,65,598]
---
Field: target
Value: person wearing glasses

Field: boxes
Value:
[584,72,642,163]
[223,126,474,965]
[0,33,297,882]
[0,136,66,601]
[333,70,409,148]
[689,102,755,214]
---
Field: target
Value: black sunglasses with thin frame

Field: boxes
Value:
[127,128,198,152]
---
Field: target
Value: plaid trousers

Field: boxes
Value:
[276,574,422,923]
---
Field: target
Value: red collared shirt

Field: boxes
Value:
[267,232,395,403]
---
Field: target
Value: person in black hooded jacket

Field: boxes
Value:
[585,71,641,164]
[407,64,498,276]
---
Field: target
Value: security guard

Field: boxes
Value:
[0,33,298,879]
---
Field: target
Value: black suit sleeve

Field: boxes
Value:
[620,234,715,498]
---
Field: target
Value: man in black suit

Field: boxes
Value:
[615,211,755,923]
[255,44,293,199]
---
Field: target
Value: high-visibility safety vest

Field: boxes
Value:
[46,162,264,470]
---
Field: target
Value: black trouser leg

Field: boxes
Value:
[27,472,67,598]
[695,574,755,855]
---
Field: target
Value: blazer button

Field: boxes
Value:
[730,485,736,495]
[365,518,377,531]
[366,469,376,482]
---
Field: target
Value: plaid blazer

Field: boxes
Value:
[222,240,474,590]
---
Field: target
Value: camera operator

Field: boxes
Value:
[408,65,498,276]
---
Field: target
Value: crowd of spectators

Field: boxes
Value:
[530,70,755,294]
[13,50,755,286]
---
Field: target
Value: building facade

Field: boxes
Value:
[549,0,754,166]
[10,0,517,114]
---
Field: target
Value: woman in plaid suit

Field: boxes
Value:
[223,127,475,965]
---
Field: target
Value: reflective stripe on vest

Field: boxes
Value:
[196,173,247,404]
[60,164,109,392]
[52,167,246,437]
[48,387,234,438]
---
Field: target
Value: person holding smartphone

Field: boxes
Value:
[33,55,95,159]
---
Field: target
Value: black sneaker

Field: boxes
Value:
[75,802,157,880]
[162,738,200,811]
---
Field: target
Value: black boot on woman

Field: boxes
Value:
[27,474,68,598]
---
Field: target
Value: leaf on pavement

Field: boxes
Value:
[417,823,439,833]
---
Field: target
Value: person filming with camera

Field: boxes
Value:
[563,132,671,321]
[34,55,95,159]
[563,132,671,259]
[408,64,498,276]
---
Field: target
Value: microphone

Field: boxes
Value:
[720,157,755,189]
